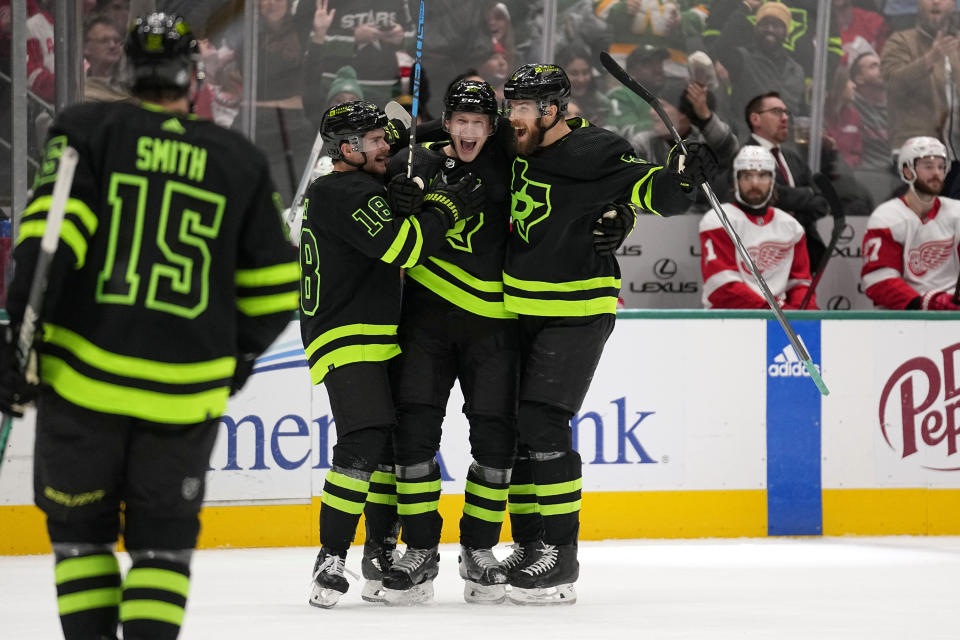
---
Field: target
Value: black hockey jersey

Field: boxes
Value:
[504,118,692,316]
[387,139,514,319]
[299,169,449,384]
[8,101,300,424]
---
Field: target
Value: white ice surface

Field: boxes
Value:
[3,537,959,639]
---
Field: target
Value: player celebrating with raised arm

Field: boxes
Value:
[861,136,960,311]
[500,63,718,605]
[0,14,300,640]
[699,146,817,309]
[301,100,484,608]
[381,79,519,605]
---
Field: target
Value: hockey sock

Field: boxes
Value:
[460,461,511,549]
[319,466,371,552]
[364,464,400,547]
[120,553,191,640]
[532,450,582,546]
[52,546,121,640]
[507,452,542,544]
[396,459,442,548]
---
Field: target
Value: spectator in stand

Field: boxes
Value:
[700,145,816,309]
[714,1,807,130]
[555,45,611,126]
[742,91,831,266]
[631,80,739,211]
[93,0,130,34]
[517,0,612,69]
[882,0,960,156]
[835,0,890,58]
[825,64,862,169]
[861,136,960,310]
[603,0,707,63]
[192,37,242,128]
[302,0,413,118]
[326,65,364,107]
[848,51,899,203]
[83,14,128,102]
[487,2,516,70]
[606,43,669,140]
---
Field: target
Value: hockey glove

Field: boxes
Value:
[422,171,485,231]
[667,141,719,192]
[0,322,38,418]
[230,353,257,396]
[593,203,635,256]
[384,118,410,154]
[921,290,960,311]
[387,173,425,217]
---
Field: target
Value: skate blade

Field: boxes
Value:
[308,585,346,609]
[361,579,386,603]
[383,581,435,606]
[508,583,576,606]
[463,580,506,605]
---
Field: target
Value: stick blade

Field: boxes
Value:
[803,360,830,396]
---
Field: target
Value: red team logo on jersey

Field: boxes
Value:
[743,241,792,273]
[878,343,960,471]
[906,238,954,276]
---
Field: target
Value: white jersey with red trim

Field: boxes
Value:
[699,202,814,309]
[861,196,960,309]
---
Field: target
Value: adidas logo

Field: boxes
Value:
[768,343,820,378]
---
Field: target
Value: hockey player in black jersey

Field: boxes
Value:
[381,80,519,605]
[301,100,484,608]
[0,14,299,640]
[500,63,718,605]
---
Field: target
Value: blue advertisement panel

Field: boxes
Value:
[766,320,823,535]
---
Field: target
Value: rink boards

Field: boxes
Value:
[3,312,960,554]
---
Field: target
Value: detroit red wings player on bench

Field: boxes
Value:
[699,145,817,309]
[861,136,960,311]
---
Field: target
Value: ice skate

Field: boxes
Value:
[507,542,578,606]
[500,541,540,575]
[459,546,508,604]
[381,546,440,606]
[361,538,401,603]
[308,548,349,609]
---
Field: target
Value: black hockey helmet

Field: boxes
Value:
[320,100,389,160]
[125,12,203,96]
[444,80,498,119]
[503,63,571,114]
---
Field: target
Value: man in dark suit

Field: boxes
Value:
[742,91,830,267]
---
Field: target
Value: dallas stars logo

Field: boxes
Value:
[511,159,551,242]
[446,212,484,252]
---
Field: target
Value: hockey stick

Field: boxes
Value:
[407,0,425,179]
[285,129,324,229]
[0,146,78,476]
[600,51,829,395]
[799,173,846,310]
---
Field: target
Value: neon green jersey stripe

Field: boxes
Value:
[502,273,620,293]
[463,503,507,523]
[326,470,370,493]
[503,294,618,317]
[370,470,396,485]
[235,262,300,287]
[396,479,442,494]
[44,324,235,384]
[23,195,98,235]
[365,492,398,505]
[397,500,440,515]
[304,323,397,359]
[535,478,582,497]
[321,490,366,515]
[55,555,120,584]
[539,500,582,516]
[120,600,185,626]
[630,166,662,215]
[507,502,539,514]
[124,568,190,597]
[18,219,89,268]
[406,267,516,319]
[308,343,400,384]
[41,355,229,424]
[508,483,536,496]
[465,480,509,501]
[58,588,121,615]
[237,290,300,316]
[381,218,412,264]
[402,216,424,269]
[429,258,505,293]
